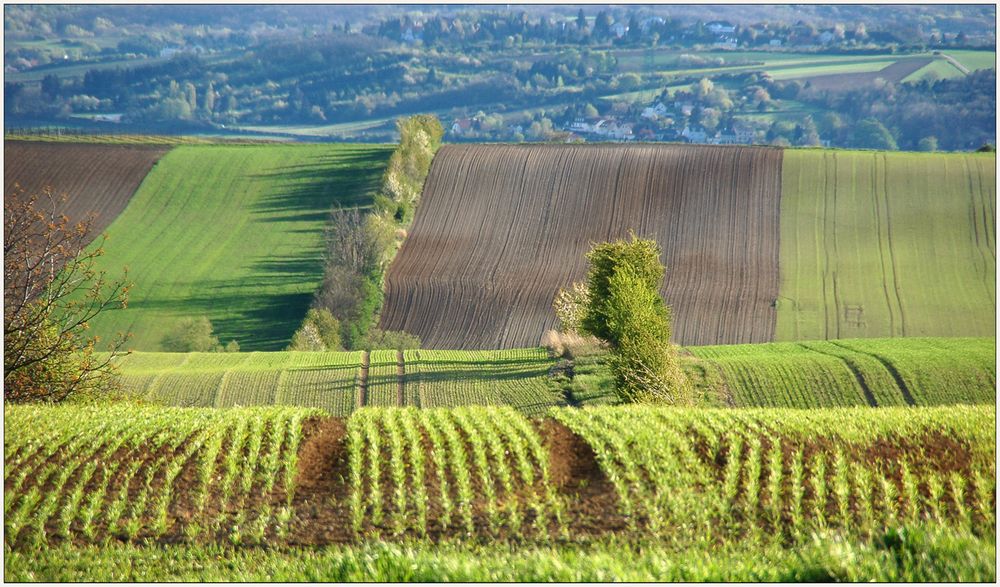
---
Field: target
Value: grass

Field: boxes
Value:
[5,526,995,582]
[80,143,392,351]
[903,57,968,82]
[777,150,996,341]
[943,49,997,72]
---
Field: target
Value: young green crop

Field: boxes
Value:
[552,405,995,544]
[3,404,318,546]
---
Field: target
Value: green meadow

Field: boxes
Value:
[83,143,392,351]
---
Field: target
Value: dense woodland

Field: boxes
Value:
[4,4,996,150]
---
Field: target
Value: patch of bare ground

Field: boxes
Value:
[538,419,629,536]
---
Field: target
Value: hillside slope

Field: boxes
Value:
[380,144,783,348]
[778,150,995,340]
[82,143,391,351]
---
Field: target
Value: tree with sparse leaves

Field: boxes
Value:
[4,186,132,402]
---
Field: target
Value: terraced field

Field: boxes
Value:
[77,143,392,351]
[4,141,169,240]
[5,403,994,549]
[778,150,996,341]
[381,143,783,349]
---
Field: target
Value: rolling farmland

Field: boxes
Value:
[3,404,318,548]
[553,405,995,542]
[116,351,362,416]
[77,143,392,351]
[110,348,561,416]
[405,348,562,415]
[777,150,995,341]
[381,144,783,349]
[4,141,169,240]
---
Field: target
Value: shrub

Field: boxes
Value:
[288,308,342,351]
[161,317,236,352]
[602,265,690,404]
[356,328,421,351]
[287,322,325,351]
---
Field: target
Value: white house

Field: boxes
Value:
[769,39,783,47]
[641,102,669,120]
[681,125,708,142]
[706,21,736,34]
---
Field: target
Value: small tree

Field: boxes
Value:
[578,233,690,404]
[161,316,238,352]
[287,308,342,351]
[4,187,131,402]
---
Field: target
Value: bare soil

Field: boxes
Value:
[801,57,934,92]
[4,141,169,242]
[380,143,782,348]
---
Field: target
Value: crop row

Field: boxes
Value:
[688,337,995,408]
[3,404,318,547]
[112,351,362,416]
[553,405,995,544]
[404,349,562,416]
[347,406,563,539]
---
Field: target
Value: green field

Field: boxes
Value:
[554,405,994,541]
[82,143,392,351]
[110,347,561,416]
[687,337,995,408]
[777,150,996,341]
[107,338,993,414]
[903,58,968,82]
[4,404,318,549]
[944,49,997,72]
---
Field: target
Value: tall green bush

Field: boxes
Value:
[579,234,690,404]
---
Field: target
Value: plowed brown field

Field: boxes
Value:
[801,57,933,92]
[4,141,169,239]
[380,144,783,349]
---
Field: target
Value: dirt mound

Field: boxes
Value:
[541,419,603,489]
[380,143,782,348]
[295,417,348,491]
